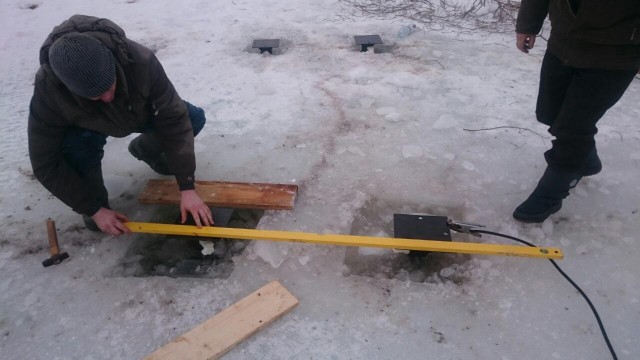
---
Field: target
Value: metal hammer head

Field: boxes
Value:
[42,219,70,268]
[42,252,69,267]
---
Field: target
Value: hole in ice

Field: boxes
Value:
[117,208,263,278]
[343,197,472,284]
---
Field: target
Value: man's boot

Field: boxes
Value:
[81,166,110,231]
[513,166,582,223]
[582,147,602,176]
[128,133,170,175]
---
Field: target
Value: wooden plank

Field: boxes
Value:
[138,179,298,210]
[145,281,299,360]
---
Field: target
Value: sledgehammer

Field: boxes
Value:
[42,219,69,267]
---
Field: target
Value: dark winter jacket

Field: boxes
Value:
[516,0,640,70]
[28,15,196,216]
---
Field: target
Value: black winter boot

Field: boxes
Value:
[513,167,582,223]
[128,133,170,175]
[581,147,602,176]
[80,166,110,232]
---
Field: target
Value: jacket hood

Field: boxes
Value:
[39,15,133,68]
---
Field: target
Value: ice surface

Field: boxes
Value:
[1,1,639,359]
[402,145,423,158]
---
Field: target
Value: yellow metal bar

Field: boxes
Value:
[125,222,563,260]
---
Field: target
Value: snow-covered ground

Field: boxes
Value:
[1,1,639,359]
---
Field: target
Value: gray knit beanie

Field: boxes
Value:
[48,33,116,98]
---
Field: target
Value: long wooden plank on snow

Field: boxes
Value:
[138,179,298,210]
[144,281,299,360]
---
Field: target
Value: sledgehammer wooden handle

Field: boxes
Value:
[42,219,69,268]
[46,219,60,256]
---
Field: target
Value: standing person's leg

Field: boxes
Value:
[535,51,602,174]
[535,51,574,127]
[514,65,636,223]
[545,67,636,174]
[61,128,109,230]
[129,101,207,174]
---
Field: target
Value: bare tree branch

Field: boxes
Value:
[337,0,522,34]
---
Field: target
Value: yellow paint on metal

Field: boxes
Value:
[125,222,564,260]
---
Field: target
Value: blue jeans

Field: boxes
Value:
[62,101,206,172]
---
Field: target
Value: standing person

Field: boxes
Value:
[28,15,214,235]
[513,0,640,222]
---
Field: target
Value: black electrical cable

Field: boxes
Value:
[469,229,617,360]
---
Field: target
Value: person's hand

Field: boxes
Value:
[91,207,131,235]
[180,190,214,227]
[516,33,536,53]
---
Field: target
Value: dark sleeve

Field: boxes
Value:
[147,53,196,191]
[516,0,551,34]
[28,88,102,216]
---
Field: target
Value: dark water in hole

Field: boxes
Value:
[117,208,263,278]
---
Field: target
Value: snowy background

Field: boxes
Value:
[1,0,639,359]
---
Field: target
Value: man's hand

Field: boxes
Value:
[91,207,131,235]
[180,189,214,227]
[516,33,536,53]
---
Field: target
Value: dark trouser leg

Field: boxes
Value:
[129,101,206,174]
[539,52,636,174]
[535,51,573,127]
[514,52,636,223]
[62,128,109,230]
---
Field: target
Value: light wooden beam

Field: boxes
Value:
[145,281,299,360]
